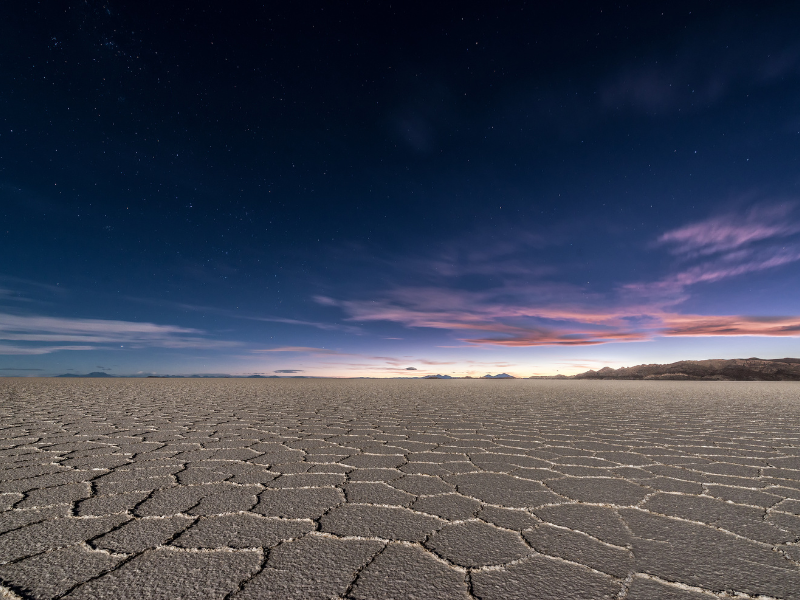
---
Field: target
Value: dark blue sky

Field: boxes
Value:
[2,1,799,376]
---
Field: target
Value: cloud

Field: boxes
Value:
[275,369,303,373]
[249,317,361,334]
[624,203,800,301]
[0,313,240,355]
[324,284,800,347]
[316,204,800,348]
[660,314,800,338]
[126,297,362,334]
[405,366,417,370]
[0,344,95,355]
[0,367,43,371]
[464,330,650,347]
[657,204,800,257]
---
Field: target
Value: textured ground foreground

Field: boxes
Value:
[0,380,799,599]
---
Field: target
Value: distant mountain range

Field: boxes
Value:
[573,358,800,381]
[45,361,800,380]
[53,373,300,378]
[423,373,516,379]
[55,372,114,378]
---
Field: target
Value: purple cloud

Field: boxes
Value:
[315,203,800,347]
[657,204,799,257]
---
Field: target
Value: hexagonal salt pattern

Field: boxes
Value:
[1,378,799,599]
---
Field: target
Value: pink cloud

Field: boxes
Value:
[312,204,800,350]
[661,314,800,338]
[464,330,651,347]
[658,204,799,256]
[317,281,800,348]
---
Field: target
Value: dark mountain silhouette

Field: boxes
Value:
[573,358,800,381]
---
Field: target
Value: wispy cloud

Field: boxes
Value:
[627,203,800,301]
[0,313,239,355]
[126,297,362,334]
[0,344,95,355]
[316,203,800,347]
[251,317,361,334]
[657,203,799,257]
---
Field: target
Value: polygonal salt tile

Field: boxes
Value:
[254,486,344,518]
[523,523,633,577]
[0,505,71,535]
[16,482,92,509]
[232,535,383,600]
[446,472,561,508]
[77,491,151,516]
[704,484,782,508]
[211,448,263,461]
[94,475,176,496]
[0,493,21,511]
[533,504,631,546]
[346,468,404,482]
[177,467,230,485]
[134,484,241,517]
[341,454,406,469]
[425,520,530,567]
[399,463,453,476]
[621,508,800,598]
[349,543,470,600]
[344,482,415,506]
[306,462,352,473]
[775,499,800,515]
[545,476,651,505]
[63,547,261,600]
[173,513,312,548]
[637,476,704,494]
[471,554,620,600]
[510,467,564,481]
[626,575,718,599]
[94,515,194,553]
[320,504,445,541]
[478,505,540,531]
[188,486,260,516]
[0,514,129,563]
[0,544,122,599]
[769,456,800,470]
[265,473,345,488]
[642,492,790,544]
[389,475,455,495]
[267,462,312,473]
[411,493,481,520]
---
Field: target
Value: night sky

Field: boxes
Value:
[2,2,800,377]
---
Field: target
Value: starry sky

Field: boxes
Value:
[2,1,800,377]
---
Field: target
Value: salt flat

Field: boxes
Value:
[0,378,799,599]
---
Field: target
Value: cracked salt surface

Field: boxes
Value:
[0,379,799,599]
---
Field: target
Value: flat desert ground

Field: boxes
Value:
[1,379,799,599]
